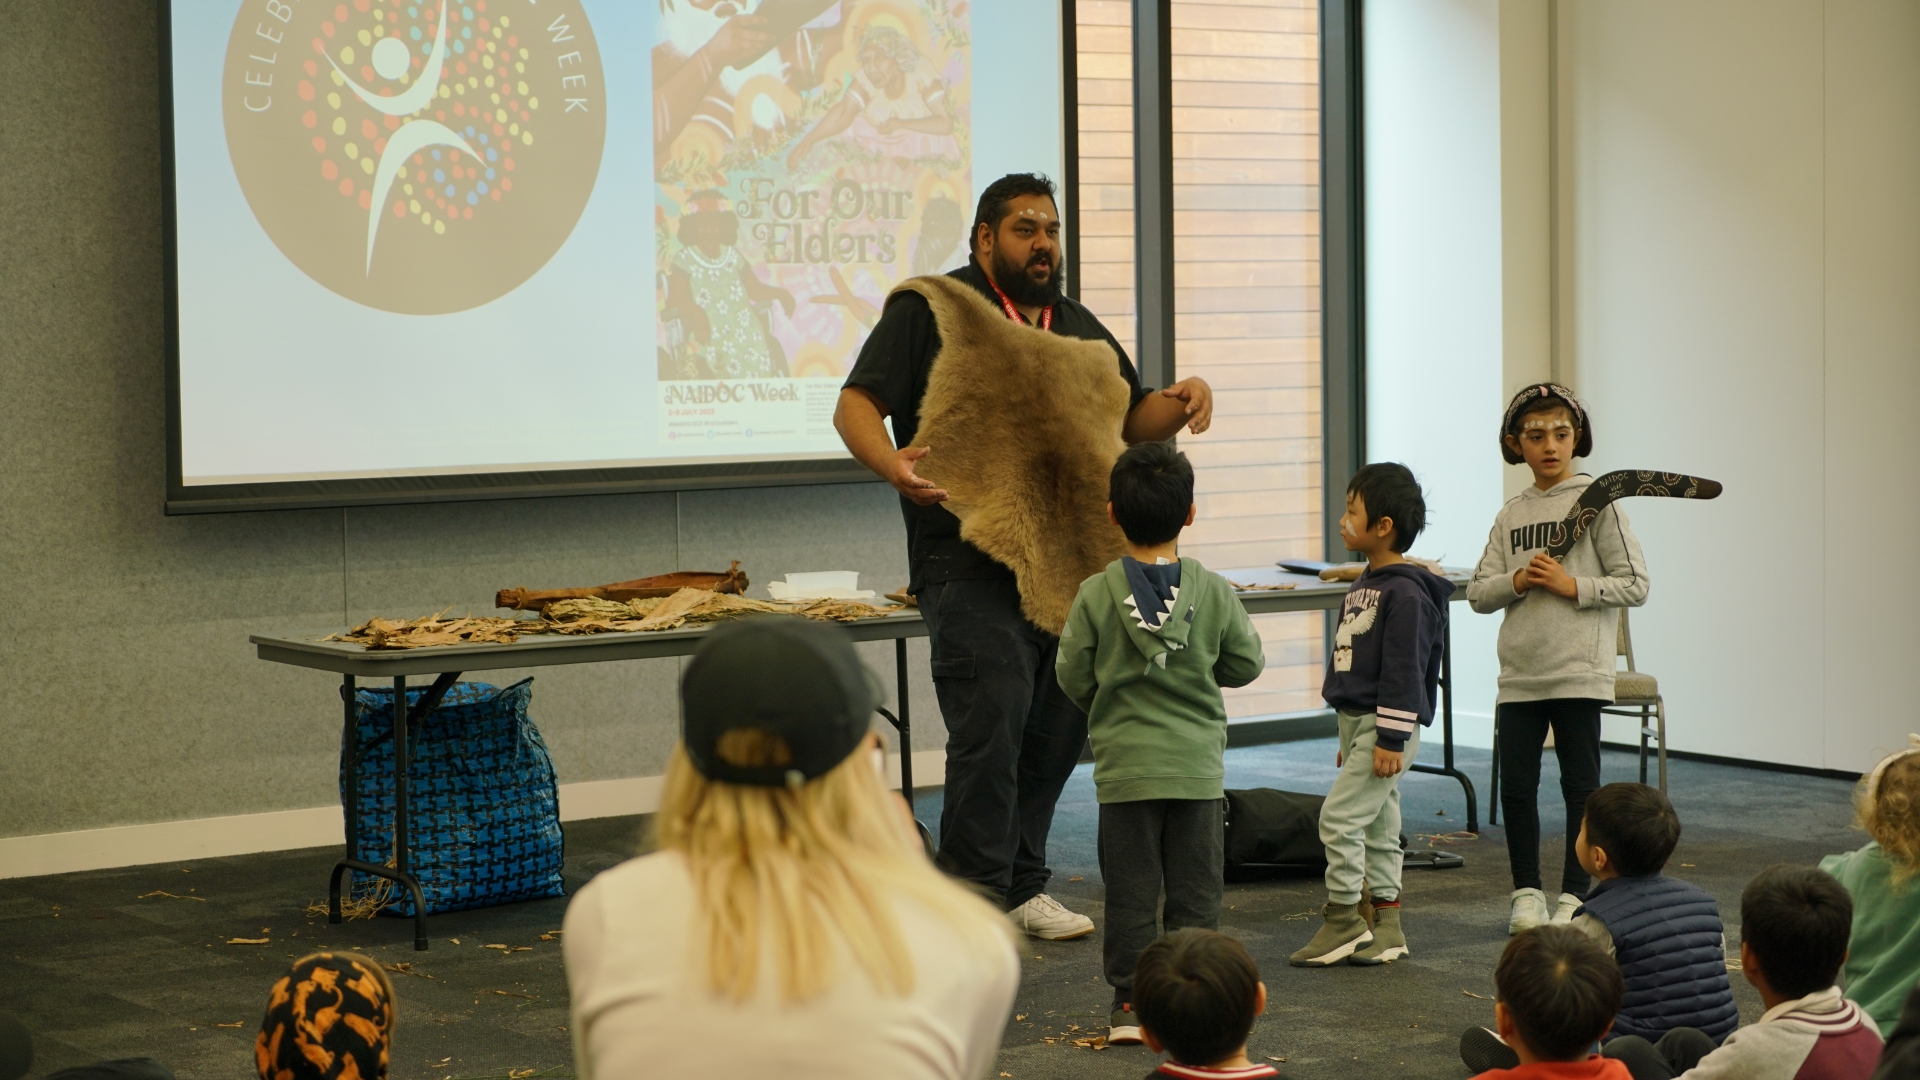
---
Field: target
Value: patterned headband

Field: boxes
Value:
[1503,382,1587,433]
[1865,733,1920,807]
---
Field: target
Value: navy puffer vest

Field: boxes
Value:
[1577,874,1739,1043]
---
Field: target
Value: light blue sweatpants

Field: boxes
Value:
[1319,710,1421,906]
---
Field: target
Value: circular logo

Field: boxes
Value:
[223,1,605,314]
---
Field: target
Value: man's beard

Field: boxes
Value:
[990,246,1064,308]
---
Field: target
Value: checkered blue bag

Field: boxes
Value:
[341,678,565,916]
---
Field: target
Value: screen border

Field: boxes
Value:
[162,0,1080,514]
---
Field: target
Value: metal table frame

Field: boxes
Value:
[253,568,1476,950]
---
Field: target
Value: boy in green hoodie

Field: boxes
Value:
[1056,441,1268,1047]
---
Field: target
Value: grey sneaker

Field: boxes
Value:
[1007,893,1094,940]
[1349,904,1407,964]
[1551,892,1582,925]
[1508,887,1549,935]
[1108,1002,1142,1044]
[1289,902,1374,967]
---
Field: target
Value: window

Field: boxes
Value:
[1076,0,1325,719]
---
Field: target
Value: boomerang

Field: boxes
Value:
[1545,470,1723,559]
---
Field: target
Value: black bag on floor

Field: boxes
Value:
[1223,788,1327,881]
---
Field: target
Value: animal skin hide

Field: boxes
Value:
[896,275,1131,634]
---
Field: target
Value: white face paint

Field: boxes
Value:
[1524,417,1574,433]
[1016,207,1055,222]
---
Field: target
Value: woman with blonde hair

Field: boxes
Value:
[563,618,1019,1078]
[1822,734,1920,1036]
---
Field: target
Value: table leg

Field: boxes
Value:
[391,675,428,950]
[894,639,913,797]
[330,675,356,925]
[1408,612,1479,834]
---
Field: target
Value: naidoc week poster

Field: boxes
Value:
[653,0,972,450]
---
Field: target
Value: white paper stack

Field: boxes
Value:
[767,571,876,602]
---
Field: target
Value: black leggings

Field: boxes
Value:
[1498,698,1605,895]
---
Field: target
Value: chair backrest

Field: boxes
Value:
[1616,609,1637,671]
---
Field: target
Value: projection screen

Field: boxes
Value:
[163,0,1068,512]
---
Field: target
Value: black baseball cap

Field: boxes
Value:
[681,618,882,787]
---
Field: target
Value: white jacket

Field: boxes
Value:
[1467,474,1650,704]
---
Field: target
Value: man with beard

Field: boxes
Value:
[836,173,1215,939]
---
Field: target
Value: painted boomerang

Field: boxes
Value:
[1545,470,1723,559]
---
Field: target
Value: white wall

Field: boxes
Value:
[1363,0,1508,751]
[1561,0,1920,773]
[1365,0,1920,772]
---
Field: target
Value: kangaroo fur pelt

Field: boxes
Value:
[897,275,1132,635]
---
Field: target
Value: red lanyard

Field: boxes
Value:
[987,275,1053,331]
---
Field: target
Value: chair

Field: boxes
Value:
[1602,608,1668,792]
[1486,608,1668,826]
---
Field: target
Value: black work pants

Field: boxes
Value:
[1098,798,1224,1003]
[1497,698,1605,895]
[918,576,1088,910]
[1602,1028,1717,1080]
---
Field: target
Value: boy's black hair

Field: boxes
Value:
[1133,928,1261,1067]
[1495,926,1625,1061]
[1346,462,1426,553]
[1583,782,1681,877]
[1501,383,1595,464]
[971,173,1058,254]
[1110,441,1194,547]
[1740,865,1854,999]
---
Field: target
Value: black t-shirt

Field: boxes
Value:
[843,261,1150,588]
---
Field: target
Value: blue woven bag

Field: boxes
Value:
[340,678,565,916]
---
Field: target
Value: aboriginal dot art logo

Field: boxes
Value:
[223,0,605,314]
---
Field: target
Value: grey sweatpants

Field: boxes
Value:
[1320,711,1421,905]
[1097,798,1224,1001]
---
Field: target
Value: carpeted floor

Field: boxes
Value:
[1,740,1860,1079]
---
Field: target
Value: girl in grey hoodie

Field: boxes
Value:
[1469,384,1649,936]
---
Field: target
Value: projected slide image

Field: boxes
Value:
[221,0,606,314]
[171,0,1053,498]
[653,0,969,447]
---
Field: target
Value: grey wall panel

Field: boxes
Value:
[0,1,939,838]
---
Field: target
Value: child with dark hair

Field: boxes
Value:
[1291,463,1453,968]
[1469,926,1631,1079]
[1601,864,1882,1080]
[1822,735,1920,1036]
[1465,783,1738,1072]
[1133,928,1277,1079]
[1469,384,1650,935]
[1056,442,1267,1045]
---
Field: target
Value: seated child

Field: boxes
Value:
[1133,928,1278,1080]
[1056,441,1267,1043]
[1601,864,1882,1080]
[1821,735,1920,1037]
[1465,783,1738,1071]
[1469,925,1632,1080]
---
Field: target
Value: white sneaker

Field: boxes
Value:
[1508,888,1549,936]
[1551,892,1582,924]
[1008,893,1094,940]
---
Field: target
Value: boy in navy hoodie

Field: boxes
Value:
[1290,463,1454,967]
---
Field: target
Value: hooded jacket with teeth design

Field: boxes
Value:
[1056,556,1267,804]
